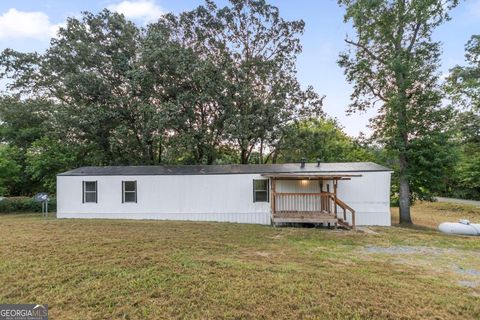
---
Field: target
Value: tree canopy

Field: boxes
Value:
[443,35,480,200]
[157,0,324,163]
[447,35,480,112]
[0,1,326,195]
[275,118,375,163]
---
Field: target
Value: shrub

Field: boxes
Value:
[0,196,56,213]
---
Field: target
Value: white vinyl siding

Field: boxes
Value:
[57,171,392,226]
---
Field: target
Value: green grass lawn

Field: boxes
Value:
[1,202,479,319]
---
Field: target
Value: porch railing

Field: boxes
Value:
[273,192,355,229]
[274,192,333,214]
[334,196,356,229]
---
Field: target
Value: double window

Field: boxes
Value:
[83,181,97,203]
[82,180,137,204]
[253,179,269,202]
[122,181,137,203]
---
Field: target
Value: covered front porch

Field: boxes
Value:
[264,174,357,229]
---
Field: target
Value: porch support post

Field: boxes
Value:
[271,178,276,217]
[319,179,324,212]
[333,179,338,216]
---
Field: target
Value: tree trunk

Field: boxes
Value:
[206,145,215,165]
[259,138,263,164]
[398,152,412,224]
[240,148,249,164]
[157,142,162,164]
[272,149,278,164]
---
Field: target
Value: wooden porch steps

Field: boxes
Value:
[337,218,353,230]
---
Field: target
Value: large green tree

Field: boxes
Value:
[1,11,142,165]
[3,4,320,166]
[139,23,230,164]
[275,118,375,163]
[0,2,326,195]
[338,0,458,223]
[25,137,80,193]
[1,10,226,165]
[445,36,480,200]
[0,145,21,196]
[447,35,480,112]
[451,112,480,199]
[0,96,53,149]
[0,96,56,194]
[159,0,323,163]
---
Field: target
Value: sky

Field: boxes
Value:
[0,0,479,136]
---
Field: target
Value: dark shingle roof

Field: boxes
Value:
[58,162,391,176]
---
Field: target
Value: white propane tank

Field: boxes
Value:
[438,220,480,236]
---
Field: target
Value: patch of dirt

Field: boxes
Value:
[356,227,378,234]
[458,280,480,288]
[362,245,480,292]
[363,245,453,255]
[454,266,480,276]
[269,234,284,240]
[254,251,272,258]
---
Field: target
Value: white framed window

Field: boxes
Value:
[83,181,97,203]
[253,179,269,202]
[122,181,137,203]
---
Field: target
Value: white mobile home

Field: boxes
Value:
[57,162,392,227]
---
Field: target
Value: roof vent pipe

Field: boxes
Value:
[316,158,321,167]
[300,158,306,168]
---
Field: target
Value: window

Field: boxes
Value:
[122,181,137,203]
[253,179,269,202]
[83,181,97,203]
